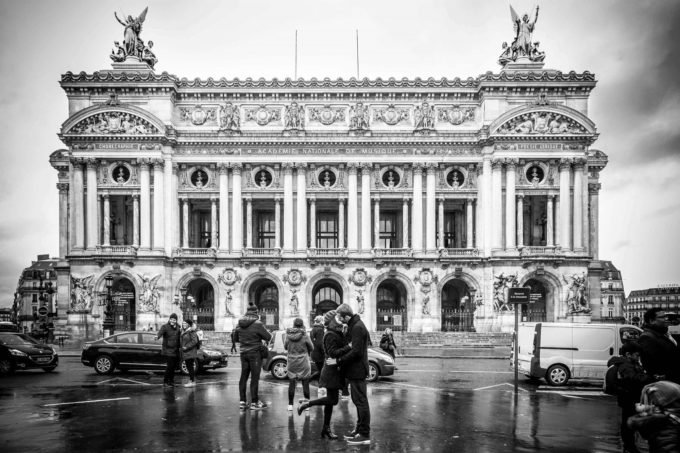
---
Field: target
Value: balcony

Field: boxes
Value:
[243,248,282,258]
[174,248,217,258]
[372,248,413,258]
[439,248,479,258]
[519,246,558,257]
[307,248,348,258]
[95,245,137,256]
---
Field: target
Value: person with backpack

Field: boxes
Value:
[606,341,655,453]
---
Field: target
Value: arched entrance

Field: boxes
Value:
[310,280,342,326]
[376,279,408,332]
[112,277,136,332]
[249,279,279,331]
[521,279,548,322]
[441,279,475,332]
[184,278,215,331]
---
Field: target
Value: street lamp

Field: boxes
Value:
[102,275,115,337]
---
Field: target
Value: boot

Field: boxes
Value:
[297,401,310,416]
[321,425,338,440]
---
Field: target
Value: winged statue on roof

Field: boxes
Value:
[498,4,544,66]
[111,7,157,69]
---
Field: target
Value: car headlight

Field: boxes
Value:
[9,349,27,357]
[82,343,91,350]
[202,349,220,356]
[384,355,394,364]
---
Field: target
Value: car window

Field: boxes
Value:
[620,327,640,343]
[115,333,139,344]
[0,333,39,346]
[141,334,162,345]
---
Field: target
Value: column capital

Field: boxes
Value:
[371,195,381,202]
[274,195,283,202]
[137,158,151,169]
[151,158,164,170]
[402,195,411,202]
[70,157,84,166]
[172,162,180,174]
[56,182,69,193]
[85,158,98,170]
[360,162,372,173]
[559,158,573,170]
[132,193,140,200]
[466,196,475,203]
[426,162,438,174]
[102,192,110,200]
[218,163,229,174]
[347,162,359,174]
[295,162,308,170]
[308,195,316,202]
[548,194,555,200]
[232,163,243,175]
[210,195,218,202]
[573,157,587,169]
[505,157,519,168]
[338,195,347,202]
[588,182,602,194]
[437,195,445,203]
[244,195,252,203]
[413,163,425,175]
[491,158,504,170]
[282,162,295,174]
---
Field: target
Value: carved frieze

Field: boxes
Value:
[349,268,371,286]
[309,105,345,125]
[244,105,281,126]
[437,106,476,125]
[283,269,306,286]
[68,111,160,135]
[219,102,241,132]
[373,105,410,126]
[180,105,217,125]
[496,112,588,135]
[414,101,435,132]
[349,102,370,132]
[284,102,305,131]
[218,268,241,286]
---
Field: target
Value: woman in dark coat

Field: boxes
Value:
[181,319,200,387]
[310,316,325,381]
[285,318,314,411]
[298,310,351,439]
[380,328,397,359]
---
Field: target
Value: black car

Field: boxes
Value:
[0,332,59,374]
[80,331,228,375]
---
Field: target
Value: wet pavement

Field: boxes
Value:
[0,357,627,452]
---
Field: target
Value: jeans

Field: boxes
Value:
[621,404,638,452]
[164,355,178,384]
[184,358,196,382]
[239,351,262,403]
[349,379,370,436]
[288,378,310,405]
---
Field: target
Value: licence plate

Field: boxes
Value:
[35,357,51,363]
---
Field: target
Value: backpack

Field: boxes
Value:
[196,329,204,349]
[603,362,622,395]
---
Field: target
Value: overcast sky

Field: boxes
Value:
[0,0,679,307]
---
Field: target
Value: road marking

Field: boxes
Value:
[473,383,528,392]
[538,390,605,397]
[97,377,154,386]
[44,397,131,407]
[387,382,451,393]
[449,370,514,374]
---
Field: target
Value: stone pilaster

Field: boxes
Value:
[505,159,517,250]
[425,163,437,252]
[218,164,229,252]
[85,159,98,249]
[296,163,307,251]
[347,163,359,251]
[152,159,164,250]
[282,162,294,252]
[411,163,424,252]
[232,164,243,252]
[360,163,372,252]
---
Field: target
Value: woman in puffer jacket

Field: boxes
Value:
[628,380,680,453]
[285,318,314,411]
[180,319,200,388]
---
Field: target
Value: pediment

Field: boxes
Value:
[490,105,596,137]
[61,104,164,136]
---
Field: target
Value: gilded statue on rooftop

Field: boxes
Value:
[111,7,157,69]
[498,5,544,66]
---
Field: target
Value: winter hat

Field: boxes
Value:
[169,313,178,321]
[323,310,337,327]
[246,302,259,316]
[293,318,304,328]
[185,319,194,327]
[313,315,324,326]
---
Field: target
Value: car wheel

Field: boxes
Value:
[366,362,380,382]
[271,359,288,380]
[43,366,57,372]
[546,364,569,386]
[0,358,14,375]
[94,355,116,375]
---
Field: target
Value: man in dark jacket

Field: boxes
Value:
[156,313,181,387]
[310,315,325,381]
[233,302,271,410]
[639,308,680,384]
[336,303,371,445]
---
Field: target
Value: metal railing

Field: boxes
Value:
[376,307,407,332]
[243,248,282,257]
[520,247,557,257]
[372,248,413,258]
[307,248,348,257]
[441,308,475,332]
[519,309,547,322]
[174,248,217,257]
[96,245,137,256]
[439,248,479,258]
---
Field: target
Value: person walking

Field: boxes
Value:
[157,313,181,388]
[234,302,272,410]
[379,328,397,359]
[310,315,325,381]
[639,308,680,384]
[285,318,314,412]
[230,328,238,355]
[181,319,200,388]
[335,303,372,445]
[298,310,352,439]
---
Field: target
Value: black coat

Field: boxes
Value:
[157,322,181,357]
[319,329,351,390]
[639,326,680,383]
[310,324,325,363]
[233,315,271,354]
[607,356,654,408]
[337,314,370,380]
[628,412,680,453]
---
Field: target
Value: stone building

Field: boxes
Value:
[13,254,58,333]
[49,9,610,340]
[599,261,626,322]
[626,285,680,326]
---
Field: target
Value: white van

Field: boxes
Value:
[514,322,642,386]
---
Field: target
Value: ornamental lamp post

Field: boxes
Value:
[103,275,115,337]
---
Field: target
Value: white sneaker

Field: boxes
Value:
[287,405,293,411]
[184,382,196,388]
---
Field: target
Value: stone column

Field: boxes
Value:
[72,159,85,249]
[466,197,474,249]
[491,159,503,250]
[181,197,189,248]
[347,163,359,251]
[547,195,555,247]
[210,196,218,248]
[589,182,601,259]
[482,158,492,255]
[338,196,345,249]
[296,164,307,251]
[425,163,437,252]
[232,164,243,252]
[245,196,253,248]
[373,196,380,248]
[57,183,69,257]
[218,164,229,252]
[517,195,524,248]
[412,164,424,252]
[360,163,372,252]
[133,194,140,247]
[102,193,111,246]
[437,196,445,249]
[559,159,572,251]
[164,158,174,255]
[309,196,316,248]
[152,159,164,250]
[283,163,294,252]
[138,159,151,250]
[85,159,98,249]
[402,196,410,249]
[275,196,282,249]
[172,164,180,249]
[573,159,585,251]
[505,159,517,250]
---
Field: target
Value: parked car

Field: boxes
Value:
[0,332,59,374]
[80,331,228,375]
[262,330,395,382]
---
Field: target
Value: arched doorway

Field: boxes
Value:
[376,279,408,332]
[310,280,342,326]
[521,278,548,322]
[441,279,475,332]
[184,278,215,330]
[249,279,279,331]
[112,277,136,332]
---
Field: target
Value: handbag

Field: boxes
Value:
[259,344,269,359]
